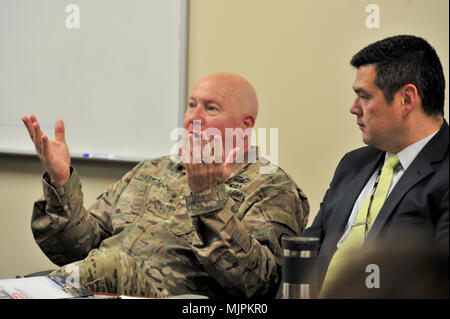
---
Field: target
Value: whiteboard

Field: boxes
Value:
[0,0,187,162]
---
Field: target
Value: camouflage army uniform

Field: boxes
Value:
[31,154,309,298]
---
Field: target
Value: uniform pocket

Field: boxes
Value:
[261,208,299,234]
[160,215,195,244]
[145,176,184,220]
[110,184,150,231]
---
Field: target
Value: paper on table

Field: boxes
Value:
[0,276,91,299]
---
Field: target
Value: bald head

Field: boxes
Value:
[194,72,259,119]
[184,72,258,154]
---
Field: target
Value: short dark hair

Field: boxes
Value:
[351,35,445,117]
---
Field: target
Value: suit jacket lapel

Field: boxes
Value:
[328,151,384,245]
[367,120,449,242]
[366,153,433,242]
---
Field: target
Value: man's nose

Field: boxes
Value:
[186,105,204,128]
[350,97,362,116]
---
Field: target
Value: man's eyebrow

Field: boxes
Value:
[197,98,220,105]
[353,87,371,96]
[189,95,217,102]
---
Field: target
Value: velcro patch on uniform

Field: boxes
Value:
[227,190,245,202]
[226,182,242,189]
[135,173,162,185]
[233,176,252,183]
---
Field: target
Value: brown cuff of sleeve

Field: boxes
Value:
[42,167,77,207]
[186,183,229,216]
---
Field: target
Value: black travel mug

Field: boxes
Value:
[281,236,320,299]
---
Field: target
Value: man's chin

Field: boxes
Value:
[362,134,372,147]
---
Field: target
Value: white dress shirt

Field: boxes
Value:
[337,130,439,248]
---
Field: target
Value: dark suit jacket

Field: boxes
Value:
[302,120,449,290]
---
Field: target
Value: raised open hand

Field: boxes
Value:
[183,132,240,193]
[22,115,71,187]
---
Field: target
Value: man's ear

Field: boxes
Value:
[400,84,419,118]
[241,114,255,130]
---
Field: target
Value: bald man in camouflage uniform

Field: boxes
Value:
[23,72,309,298]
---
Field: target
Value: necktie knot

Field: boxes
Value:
[384,154,400,171]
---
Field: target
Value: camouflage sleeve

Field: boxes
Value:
[185,172,309,297]
[31,162,144,266]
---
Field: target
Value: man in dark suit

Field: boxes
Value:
[301,35,448,298]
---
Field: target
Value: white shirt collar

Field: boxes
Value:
[385,129,439,171]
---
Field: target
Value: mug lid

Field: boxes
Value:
[282,236,320,251]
